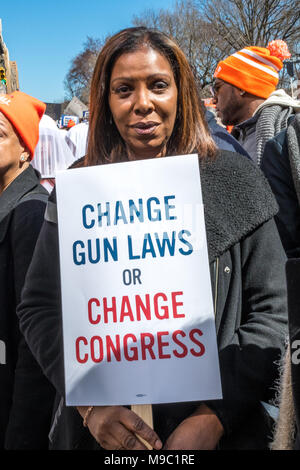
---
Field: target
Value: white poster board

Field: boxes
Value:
[55,154,222,406]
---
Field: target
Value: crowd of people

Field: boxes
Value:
[1,26,300,451]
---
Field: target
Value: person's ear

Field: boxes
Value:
[18,137,31,164]
[20,151,30,163]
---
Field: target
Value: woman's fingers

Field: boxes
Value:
[80,405,162,450]
[119,407,162,450]
[109,421,149,450]
[99,431,124,450]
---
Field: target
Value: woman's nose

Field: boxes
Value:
[134,86,154,114]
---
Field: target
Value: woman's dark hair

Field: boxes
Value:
[86,27,217,166]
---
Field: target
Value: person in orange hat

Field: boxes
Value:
[211,40,300,165]
[0,90,55,449]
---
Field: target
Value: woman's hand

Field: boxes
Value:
[163,404,224,450]
[77,405,162,450]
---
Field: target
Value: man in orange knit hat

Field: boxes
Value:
[212,40,300,165]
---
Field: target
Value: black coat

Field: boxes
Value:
[261,129,300,258]
[0,165,55,449]
[17,151,288,449]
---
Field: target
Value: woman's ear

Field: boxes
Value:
[18,137,31,164]
[20,150,30,163]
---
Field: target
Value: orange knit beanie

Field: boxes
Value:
[0,90,46,159]
[214,40,291,99]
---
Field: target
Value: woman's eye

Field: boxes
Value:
[115,85,131,94]
[153,81,168,90]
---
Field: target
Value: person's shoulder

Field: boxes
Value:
[12,192,47,230]
[200,149,278,214]
[68,156,85,169]
[18,179,49,205]
[200,149,257,175]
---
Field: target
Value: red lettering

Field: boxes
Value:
[91,336,104,363]
[172,291,185,318]
[189,329,205,357]
[88,298,101,324]
[103,297,117,323]
[135,294,151,321]
[120,296,134,322]
[106,335,121,362]
[141,333,156,360]
[157,331,171,359]
[154,293,169,319]
[124,333,138,361]
[75,336,88,363]
[172,330,188,358]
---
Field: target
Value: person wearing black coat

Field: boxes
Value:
[0,91,55,449]
[261,115,300,449]
[18,150,288,450]
[261,114,300,258]
[17,28,288,450]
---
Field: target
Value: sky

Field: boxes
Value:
[1,0,176,103]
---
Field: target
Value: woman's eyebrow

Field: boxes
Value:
[111,73,171,84]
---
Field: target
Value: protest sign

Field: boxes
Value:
[55,154,222,406]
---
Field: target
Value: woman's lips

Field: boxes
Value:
[131,122,159,135]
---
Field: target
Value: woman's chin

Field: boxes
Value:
[127,144,165,161]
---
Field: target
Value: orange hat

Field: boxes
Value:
[67,119,75,128]
[0,90,45,159]
[214,40,291,99]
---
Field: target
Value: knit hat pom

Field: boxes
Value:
[267,40,291,61]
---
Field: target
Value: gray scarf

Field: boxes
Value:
[256,105,293,167]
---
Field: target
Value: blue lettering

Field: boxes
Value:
[129,199,144,223]
[164,195,177,220]
[114,201,128,225]
[88,239,100,264]
[147,197,161,221]
[178,230,193,255]
[97,202,111,227]
[82,205,95,229]
[142,233,157,258]
[73,240,86,265]
[155,231,176,256]
[103,237,118,261]
[128,235,140,260]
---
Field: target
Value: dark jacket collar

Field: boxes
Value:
[0,165,41,224]
[231,114,258,140]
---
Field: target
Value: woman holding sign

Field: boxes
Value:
[17,27,287,450]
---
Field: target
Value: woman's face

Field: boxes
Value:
[0,111,27,177]
[109,46,178,160]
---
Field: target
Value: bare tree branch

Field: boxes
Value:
[65,0,300,101]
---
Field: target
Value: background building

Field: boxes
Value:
[0,19,19,94]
